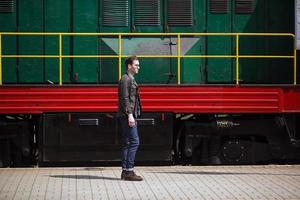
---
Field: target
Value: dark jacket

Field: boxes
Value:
[117,73,142,118]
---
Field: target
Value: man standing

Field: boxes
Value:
[118,56,143,181]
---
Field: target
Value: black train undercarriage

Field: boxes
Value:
[0,113,299,167]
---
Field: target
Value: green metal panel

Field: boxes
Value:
[0,0,294,85]
[100,0,130,33]
[166,0,199,33]
[181,37,206,83]
[0,7,17,83]
[133,1,171,84]
[133,0,163,33]
[73,0,98,83]
[265,0,293,84]
[98,38,118,83]
[233,0,268,83]
[233,0,293,84]
[180,0,206,84]
[132,57,177,84]
[99,0,130,83]
[18,0,43,83]
[207,0,232,83]
[122,37,177,84]
[99,0,207,84]
[130,0,207,84]
[44,0,71,84]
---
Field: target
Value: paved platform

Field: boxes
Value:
[0,165,299,200]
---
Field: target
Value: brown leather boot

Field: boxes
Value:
[121,170,127,180]
[124,171,143,181]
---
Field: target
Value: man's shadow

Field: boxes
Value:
[50,175,120,181]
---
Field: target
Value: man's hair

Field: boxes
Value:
[125,55,138,69]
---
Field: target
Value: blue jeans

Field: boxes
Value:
[120,117,140,170]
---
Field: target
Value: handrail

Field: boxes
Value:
[177,34,181,84]
[59,34,62,86]
[0,32,295,36]
[236,34,239,85]
[118,34,122,81]
[0,32,297,85]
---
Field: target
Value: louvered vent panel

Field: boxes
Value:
[210,0,228,14]
[103,0,128,26]
[235,0,255,14]
[0,0,14,13]
[135,0,160,26]
[167,0,193,26]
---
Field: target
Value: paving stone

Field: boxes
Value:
[0,165,299,200]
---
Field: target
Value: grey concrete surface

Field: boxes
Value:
[0,165,299,199]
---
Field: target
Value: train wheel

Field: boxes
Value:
[219,139,247,164]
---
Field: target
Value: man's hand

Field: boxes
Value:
[128,114,135,127]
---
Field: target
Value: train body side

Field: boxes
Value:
[0,0,296,85]
[0,85,300,166]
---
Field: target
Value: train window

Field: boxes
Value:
[167,0,193,26]
[210,0,228,14]
[0,0,14,13]
[102,0,129,26]
[134,0,161,26]
[235,0,255,14]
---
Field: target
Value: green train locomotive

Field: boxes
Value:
[0,0,299,167]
